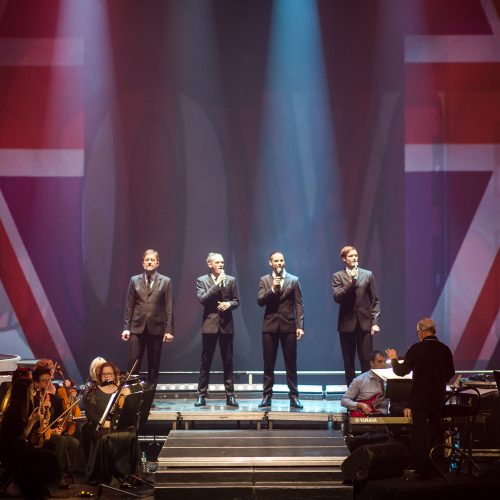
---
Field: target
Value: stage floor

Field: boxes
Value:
[148,397,347,430]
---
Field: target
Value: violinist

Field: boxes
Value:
[90,356,106,384]
[84,362,131,426]
[33,358,59,394]
[82,361,136,486]
[0,366,32,412]
[32,367,80,483]
[0,377,61,498]
[81,356,106,397]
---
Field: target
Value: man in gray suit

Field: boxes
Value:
[332,245,380,386]
[122,249,174,384]
[194,252,240,408]
[257,251,304,409]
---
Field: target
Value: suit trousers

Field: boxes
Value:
[262,331,298,398]
[411,408,440,476]
[127,330,163,384]
[339,323,373,385]
[197,332,234,396]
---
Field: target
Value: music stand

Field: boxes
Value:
[139,387,155,425]
[116,391,143,430]
[97,391,152,499]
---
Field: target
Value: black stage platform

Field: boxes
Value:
[155,429,352,499]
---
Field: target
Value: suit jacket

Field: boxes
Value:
[123,272,174,335]
[257,272,304,333]
[196,274,239,334]
[332,267,380,332]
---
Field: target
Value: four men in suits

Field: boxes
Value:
[194,252,240,408]
[121,249,175,384]
[332,246,380,385]
[257,251,304,409]
[120,246,382,406]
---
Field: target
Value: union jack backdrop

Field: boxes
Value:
[0,0,498,380]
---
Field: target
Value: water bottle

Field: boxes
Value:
[141,451,147,473]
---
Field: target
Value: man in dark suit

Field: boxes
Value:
[332,245,380,386]
[386,318,455,479]
[257,251,304,409]
[194,252,240,408]
[122,249,174,384]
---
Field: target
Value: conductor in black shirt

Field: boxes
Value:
[386,317,455,479]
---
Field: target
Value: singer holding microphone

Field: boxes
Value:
[194,252,240,408]
[332,246,380,385]
[257,251,304,409]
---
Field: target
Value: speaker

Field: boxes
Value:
[341,441,409,481]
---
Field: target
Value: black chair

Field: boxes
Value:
[429,386,483,483]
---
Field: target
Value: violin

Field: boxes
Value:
[30,389,52,447]
[55,364,81,435]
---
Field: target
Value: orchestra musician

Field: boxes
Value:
[33,358,59,394]
[89,357,106,385]
[0,377,61,498]
[341,350,389,416]
[32,368,80,483]
[0,366,32,411]
[82,361,137,486]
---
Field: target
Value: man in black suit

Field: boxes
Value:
[194,252,240,408]
[332,245,380,386]
[122,249,174,384]
[386,318,455,479]
[257,251,304,409]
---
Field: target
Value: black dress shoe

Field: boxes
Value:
[258,395,272,408]
[194,395,206,407]
[226,395,239,408]
[290,397,303,409]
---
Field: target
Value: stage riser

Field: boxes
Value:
[155,468,345,484]
[154,485,353,500]
[155,429,351,498]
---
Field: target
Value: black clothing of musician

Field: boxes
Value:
[32,390,80,473]
[32,367,80,475]
[387,318,455,478]
[82,365,137,486]
[0,378,61,498]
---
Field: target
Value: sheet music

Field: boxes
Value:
[372,367,412,381]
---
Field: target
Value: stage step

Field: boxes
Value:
[155,429,352,499]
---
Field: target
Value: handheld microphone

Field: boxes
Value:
[220,271,226,287]
[275,268,283,291]
[352,262,359,279]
